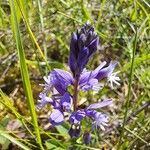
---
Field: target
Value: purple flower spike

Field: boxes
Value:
[69,23,99,76]
[38,23,120,144]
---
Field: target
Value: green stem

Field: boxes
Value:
[37,0,48,75]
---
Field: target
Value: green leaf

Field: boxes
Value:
[0,135,10,150]
[55,125,69,137]
[45,139,65,150]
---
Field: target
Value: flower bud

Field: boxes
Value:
[83,131,91,145]
[68,124,81,138]
[69,23,99,77]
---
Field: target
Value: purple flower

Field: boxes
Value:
[95,61,117,81]
[69,100,112,130]
[69,23,99,77]
[79,61,120,91]
[38,92,72,126]
[92,112,109,131]
[40,69,73,96]
[49,92,72,125]
[68,124,81,138]
[50,69,74,95]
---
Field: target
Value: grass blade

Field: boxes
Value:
[9,0,43,149]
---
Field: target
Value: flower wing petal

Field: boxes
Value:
[87,99,112,109]
[60,92,72,111]
[96,61,117,81]
[50,69,73,95]
[79,61,106,85]
[54,69,74,84]
[80,78,101,91]
[49,109,64,126]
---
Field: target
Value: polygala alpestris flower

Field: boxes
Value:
[38,23,120,145]
[69,100,112,130]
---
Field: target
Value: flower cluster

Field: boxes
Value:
[38,24,120,144]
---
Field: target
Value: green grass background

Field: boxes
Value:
[0,0,149,149]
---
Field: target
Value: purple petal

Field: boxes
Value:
[96,61,117,81]
[48,72,65,95]
[79,71,91,85]
[79,61,106,85]
[69,32,78,75]
[60,92,72,111]
[87,99,112,109]
[53,69,73,84]
[88,37,99,57]
[37,93,54,109]
[85,109,97,117]
[77,47,89,72]
[49,109,64,126]
[92,61,107,77]
[80,78,100,91]
[50,69,73,95]
[93,112,109,130]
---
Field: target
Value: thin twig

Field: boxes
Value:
[106,101,150,134]
[0,77,43,89]
[126,101,150,123]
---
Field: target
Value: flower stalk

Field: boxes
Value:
[73,77,79,111]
